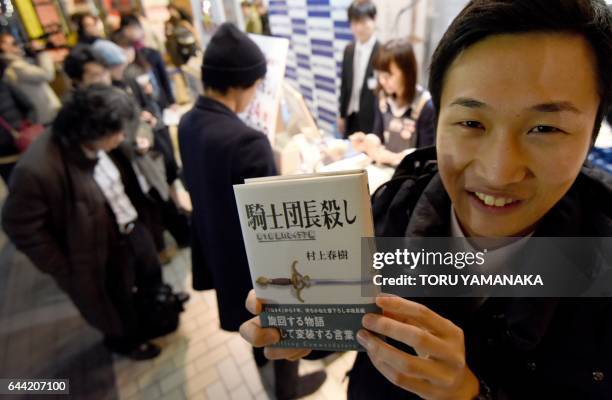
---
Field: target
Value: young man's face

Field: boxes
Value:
[350,17,375,44]
[436,32,599,237]
[80,62,111,87]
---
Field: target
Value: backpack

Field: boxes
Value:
[371,146,439,236]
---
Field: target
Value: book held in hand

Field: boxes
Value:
[234,170,378,351]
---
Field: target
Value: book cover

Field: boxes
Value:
[234,170,378,351]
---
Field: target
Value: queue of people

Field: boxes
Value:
[0,5,200,361]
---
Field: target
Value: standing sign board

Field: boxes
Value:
[240,34,290,147]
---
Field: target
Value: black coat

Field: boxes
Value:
[347,147,612,399]
[339,41,380,136]
[1,132,129,336]
[178,96,277,331]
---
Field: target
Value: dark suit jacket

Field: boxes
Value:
[178,96,277,331]
[339,40,380,136]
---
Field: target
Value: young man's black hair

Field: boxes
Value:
[428,0,612,137]
[63,45,107,83]
[53,84,136,145]
[347,0,377,22]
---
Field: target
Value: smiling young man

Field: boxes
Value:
[435,32,601,238]
[239,1,612,398]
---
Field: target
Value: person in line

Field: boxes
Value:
[0,59,34,185]
[112,33,191,254]
[164,5,202,102]
[72,12,103,45]
[79,40,189,264]
[254,0,272,36]
[351,39,436,166]
[90,39,129,85]
[2,85,170,360]
[62,45,112,88]
[240,0,612,398]
[178,23,326,399]
[338,1,380,138]
[113,31,182,181]
[165,4,199,68]
[135,10,166,55]
[0,33,60,126]
[241,1,263,34]
[119,14,177,109]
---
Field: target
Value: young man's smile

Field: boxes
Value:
[436,32,599,237]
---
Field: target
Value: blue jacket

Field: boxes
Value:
[178,96,277,331]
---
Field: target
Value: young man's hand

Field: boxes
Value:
[239,289,311,361]
[357,294,480,400]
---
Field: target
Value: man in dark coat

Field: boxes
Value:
[178,22,326,399]
[239,0,612,398]
[338,1,380,137]
[2,85,170,360]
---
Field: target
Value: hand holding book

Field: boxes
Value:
[356,294,480,399]
[240,290,481,399]
[240,289,312,361]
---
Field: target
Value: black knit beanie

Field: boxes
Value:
[201,23,267,89]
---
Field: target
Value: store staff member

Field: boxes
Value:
[338,1,380,138]
[178,23,326,399]
[240,0,612,398]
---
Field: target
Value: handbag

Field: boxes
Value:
[0,115,44,153]
[135,283,182,341]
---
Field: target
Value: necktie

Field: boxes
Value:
[350,46,362,114]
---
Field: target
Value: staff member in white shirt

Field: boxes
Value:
[338,1,380,138]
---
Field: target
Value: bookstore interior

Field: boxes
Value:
[1,0,612,399]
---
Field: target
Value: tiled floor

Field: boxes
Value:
[0,183,355,400]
